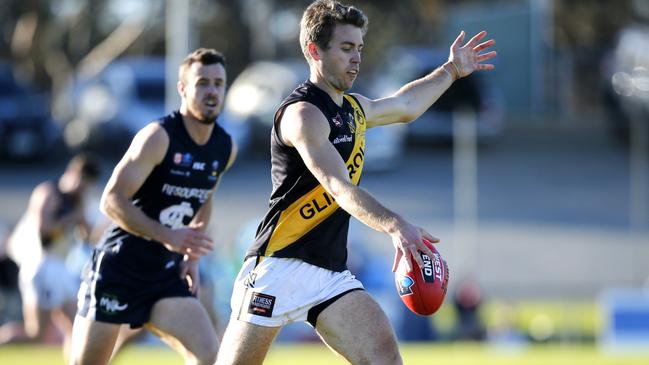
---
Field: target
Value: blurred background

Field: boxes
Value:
[1,0,648,362]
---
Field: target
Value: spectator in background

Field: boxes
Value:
[0,154,100,359]
[453,278,486,341]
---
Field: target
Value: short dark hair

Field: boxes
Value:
[68,153,100,181]
[178,48,226,82]
[299,0,368,62]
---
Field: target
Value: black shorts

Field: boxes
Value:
[76,249,193,328]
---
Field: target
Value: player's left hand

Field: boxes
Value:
[180,256,201,295]
[448,30,497,78]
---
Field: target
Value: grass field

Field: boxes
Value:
[1,343,648,365]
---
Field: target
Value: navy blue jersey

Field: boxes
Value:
[96,111,232,278]
[245,81,367,272]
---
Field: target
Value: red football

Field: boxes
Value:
[394,240,449,316]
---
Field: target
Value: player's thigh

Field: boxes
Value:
[146,296,218,362]
[216,319,280,365]
[315,290,402,365]
[69,314,121,365]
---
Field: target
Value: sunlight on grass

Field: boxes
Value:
[1,342,648,365]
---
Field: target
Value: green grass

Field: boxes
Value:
[1,343,647,365]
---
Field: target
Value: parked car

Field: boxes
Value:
[223,59,406,170]
[65,57,166,153]
[368,47,505,143]
[66,57,248,154]
[0,62,60,160]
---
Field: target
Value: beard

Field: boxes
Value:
[190,105,219,125]
[197,114,218,125]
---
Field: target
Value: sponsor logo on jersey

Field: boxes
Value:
[333,134,353,145]
[396,275,414,296]
[170,169,190,177]
[332,113,343,127]
[347,120,356,134]
[192,162,205,170]
[161,183,211,203]
[247,292,275,317]
[354,109,364,125]
[173,152,193,167]
[299,191,335,219]
[209,160,220,181]
[346,146,364,179]
[159,201,194,229]
[99,295,128,314]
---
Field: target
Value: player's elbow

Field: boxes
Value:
[326,178,354,204]
[399,113,417,124]
[99,190,118,219]
[98,193,110,217]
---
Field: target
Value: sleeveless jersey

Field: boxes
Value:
[42,184,78,249]
[245,81,367,272]
[96,111,232,276]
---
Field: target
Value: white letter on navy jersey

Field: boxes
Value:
[159,201,194,229]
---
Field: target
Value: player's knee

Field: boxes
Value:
[362,333,401,365]
[362,349,402,365]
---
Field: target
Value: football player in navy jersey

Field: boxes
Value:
[217,1,496,364]
[69,48,237,365]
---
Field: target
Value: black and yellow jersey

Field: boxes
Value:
[246,81,367,272]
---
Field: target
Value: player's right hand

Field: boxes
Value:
[389,219,439,273]
[163,227,214,259]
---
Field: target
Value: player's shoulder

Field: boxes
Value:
[134,121,169,146]
[32,180,56,197]
[280,101,330,146]
[126,121,169,162]
[29,180,59,207]
[283,101,329,130]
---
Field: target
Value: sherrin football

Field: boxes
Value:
[395,240,449,316]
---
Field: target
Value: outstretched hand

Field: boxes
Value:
[448,30,497,78]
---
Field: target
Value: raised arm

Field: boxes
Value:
[100,123,213,259]
[280,102,438,272]
[357,30,496,128]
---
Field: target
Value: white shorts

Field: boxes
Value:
[19,255,79,310]
[230,257,364,327]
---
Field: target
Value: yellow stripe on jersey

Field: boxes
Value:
[264,95,366,255]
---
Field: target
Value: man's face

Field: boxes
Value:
[318,24,363,92]
[180,62,227,123]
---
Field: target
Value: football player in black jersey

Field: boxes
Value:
[0,154,99,360]
[217,1,496,364]
[69,48,237,365]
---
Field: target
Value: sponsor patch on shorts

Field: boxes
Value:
[247,292,275,318]
[98,293,128,315]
